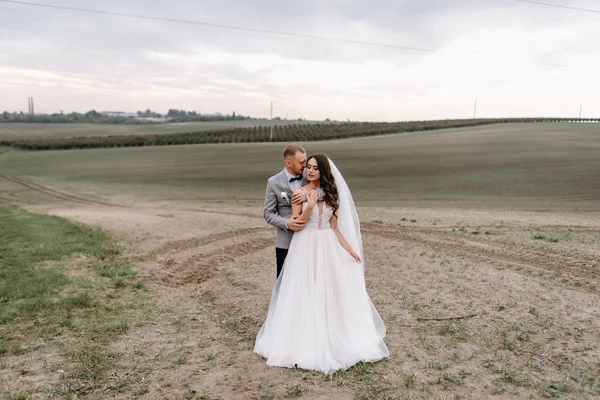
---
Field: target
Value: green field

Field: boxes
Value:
[0,205,147,394]
[1,123,599,210]
[0,120,317,141]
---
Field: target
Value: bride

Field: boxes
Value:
[254,153,389,373]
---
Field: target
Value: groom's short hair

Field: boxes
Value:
[283,144,306,159]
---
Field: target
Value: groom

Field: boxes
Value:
[263,144,309,278]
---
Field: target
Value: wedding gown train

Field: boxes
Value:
[254,202,389,373]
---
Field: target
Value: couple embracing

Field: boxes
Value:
[254,144,389,374]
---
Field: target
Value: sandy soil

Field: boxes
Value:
[0,194,595,399]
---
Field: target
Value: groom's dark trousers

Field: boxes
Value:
[276,248,288,278]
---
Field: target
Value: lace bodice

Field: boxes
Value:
[303,202,333,230]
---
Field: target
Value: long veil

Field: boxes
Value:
[329,159,364,271]
[329,159,387,338]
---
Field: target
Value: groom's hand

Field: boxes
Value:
[291,188,307,205]
[287,216,306,232]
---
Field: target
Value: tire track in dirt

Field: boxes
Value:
[0,173,121,207]
[153,227,271,255]
[560,194,600,202]
[362,223,599,290]
[153,210,599,287]
[178,208,263,220]
[157,235,273,286]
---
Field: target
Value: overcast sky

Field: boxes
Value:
[1,0,599,121]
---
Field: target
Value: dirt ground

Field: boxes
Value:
[1,175,600,399]
[1,194,597,399]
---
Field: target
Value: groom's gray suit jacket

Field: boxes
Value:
[264,170,307,249]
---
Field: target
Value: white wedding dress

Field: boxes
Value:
[255,162,389,373]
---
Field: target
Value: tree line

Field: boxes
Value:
[3,118,597,151]
[0,109,251,124]
[163,109,251,122]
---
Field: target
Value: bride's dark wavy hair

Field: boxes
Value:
[307,153,339,218]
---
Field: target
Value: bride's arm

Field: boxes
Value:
[296,204,313,223]
[292,201,304,220]
[330,215,362,263]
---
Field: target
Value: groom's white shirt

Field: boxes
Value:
[283,168,302,192]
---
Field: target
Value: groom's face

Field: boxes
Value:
[286,151,307,176]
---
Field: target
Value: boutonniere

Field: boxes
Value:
[280,191,290,204]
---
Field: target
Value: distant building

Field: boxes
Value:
[101,111,137,118]
[136,117,171,123]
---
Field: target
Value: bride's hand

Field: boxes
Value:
[291,188,307,205]
[350,251,362,263]
[307,190,319,207]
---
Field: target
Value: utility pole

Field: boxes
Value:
[579,102,582,119]
[270,101,273,141]
[27,97,35,115]
[473,97,478,119]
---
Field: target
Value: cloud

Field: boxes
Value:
[0,0,598,120]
